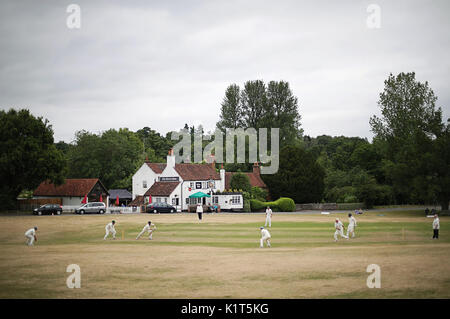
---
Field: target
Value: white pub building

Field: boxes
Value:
[132,149,245,212]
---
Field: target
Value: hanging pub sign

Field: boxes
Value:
[159,177,179,182]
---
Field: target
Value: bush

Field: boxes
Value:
[250,197,296,212]
[250,186,268,201]
[230,172,251,192]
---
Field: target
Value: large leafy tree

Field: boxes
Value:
[216,84,243,131]
[264,81,302,145]
[0,109,66,208]
[136,126,173,162]
[67,129,144,190]
[262,145,325,203]
[241,80,267,129]
[370,72,449,209]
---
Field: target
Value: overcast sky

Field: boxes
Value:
[1,0,449,143]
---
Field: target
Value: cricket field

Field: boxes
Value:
[0,210,449,298]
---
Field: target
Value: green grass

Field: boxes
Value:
[0,211,449,298]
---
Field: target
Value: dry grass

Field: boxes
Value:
[0,212,449,298]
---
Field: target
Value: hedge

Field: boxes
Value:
[250,197,296,212]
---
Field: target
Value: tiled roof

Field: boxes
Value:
[108,189,132,199]
[33,179,104,197]
[144,182,180,196]
[175,163,220,181]
[225,172,267,189]
[146,162,166,174]
[129,195,144,206]
[145,161,220,181]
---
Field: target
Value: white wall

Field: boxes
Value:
[132,163,159,199]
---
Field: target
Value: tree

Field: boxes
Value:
[229,172,251,192]
[241,80,267,129]
[264,81,302,145]
[370,72,448,209]
[262,145,325,203]
[67,129,144,190]
[0,109,66,208]
[216,84,243,131]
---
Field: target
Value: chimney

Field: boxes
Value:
[167,148,175,168]
[209,154,216,169]
[253,162,260,175]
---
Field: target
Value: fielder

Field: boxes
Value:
[265,206,272,227]
[432,214,440,239]
[25,226,38,246]
[136,221,156,240]
[104,220,116,240]
[260,226,271,248]
[334,218,348,242]
[347,213,357,238]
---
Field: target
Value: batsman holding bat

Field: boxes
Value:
[136,221,156,240]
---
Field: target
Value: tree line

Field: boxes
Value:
[1,72,449,210]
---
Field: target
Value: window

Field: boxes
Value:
[156,197,161,203]
[196,182,202,189]
[231,196,241,204]
[164,198,167,203]
[143,180,147,188]
[186,198,189,204]
[172,198,179,206]
[190,182,194,188]
[212,196,218,204]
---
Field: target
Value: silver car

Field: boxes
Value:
[75,202,106,214]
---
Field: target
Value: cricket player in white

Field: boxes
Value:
[260,226,271,248]
[432,214,440,239]
[347,213,357,238]
[265,206,272,227]
[334,218,348,241]
[104,220,116,240]
[25,226,38,246]
[136,221,156,240]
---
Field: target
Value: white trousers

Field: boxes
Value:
[265,215,271,227]
[260,235,271,247]
[347,225,355,237]
[25,234,34,246]
[334,229,348,241]
[136,229,153,239]
[104,229,116,240]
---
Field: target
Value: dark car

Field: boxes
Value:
[33,204,63,215]
[75,202,106,214]
[146,202,176,213]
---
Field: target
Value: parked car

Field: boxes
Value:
[33,204,62,216]
[75,202,106,214]
[146,202,176,213]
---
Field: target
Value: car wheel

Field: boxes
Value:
[38,211,42,216]
[80,210,85,215]
[153,209,157,214]
[170,209,174,213]
[99,209,105,214]
[57,210,61,215]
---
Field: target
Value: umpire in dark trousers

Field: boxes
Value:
[432,214,440,239]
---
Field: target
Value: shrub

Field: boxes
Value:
[230,173,251,192]
[250,186,268,201]
[250,197,295,212]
